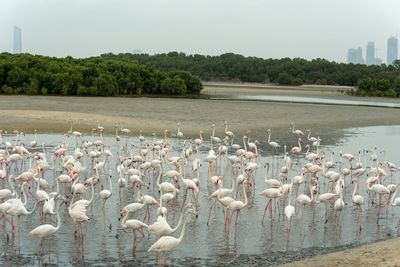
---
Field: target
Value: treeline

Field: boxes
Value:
[0,53,203,96]
[348,77,400,97]
[102,52,400,95]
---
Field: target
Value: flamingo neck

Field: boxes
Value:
[352,179,358,198]
[172,206,188,232]
[108,173,112,193]
[230,173,235,192]
[55,202,63,231]
[310,186,315,202]
[210,160,216,178]
[391,170,399,205]
[121,211,129,228]
[157,166,163,187]
[87,181,95,206]
[8,175,15,196]
[264,164,270,183]
[178,210,189,242]
[21,184,28,205]
[305,145,310,157]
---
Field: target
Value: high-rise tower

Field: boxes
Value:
[347,47,364,64]
[13,26,22,54]
[387,36,398,65]
[366,42,375,66]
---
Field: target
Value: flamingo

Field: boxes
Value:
[290,138,302,155]
[224,121,234,142]
[227,180,251,238]
[137,181,159,224]
[267,128,281,155]
[30,200,66,257]
[148,207,197,266]
[325,179,345,226]
[306,129,319,143]
[263,163,282,188]
[316,188,338,221]
[351,177,365,232]
[0,175,16,200]
[148,203,196,238]
[290,122,304,136]
[120,209,149,253]
[284,182,295,236]
[207,175,235,225]
[179,161,199,210]
[177,122,183,139]
[259,184,284,225]
[99,170,113,230]
[296,184,317,227]
[390,169,400,232]
[29,129,38,148]
[7,198,45,243]
[366,176,390,216]
[194,130,204,152]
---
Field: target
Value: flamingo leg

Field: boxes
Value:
[377,194,382,217]
[136,228,145,249]
[261,199,271,225]
[132,229,136,253]
[234,211,240,239]
[207,198,217,226]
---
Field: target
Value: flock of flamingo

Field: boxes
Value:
[0,120,399,265]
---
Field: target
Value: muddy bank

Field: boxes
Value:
[1,94,400,138]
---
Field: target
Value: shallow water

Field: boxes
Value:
[1,125,400,266]
[210,94,400,108]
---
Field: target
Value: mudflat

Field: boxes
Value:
[1,83,400,137]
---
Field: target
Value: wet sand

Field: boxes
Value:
[1,84,400,138]
[279,238,400,267]
[1,83,400,265]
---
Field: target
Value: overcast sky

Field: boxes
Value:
[0,0,399,62]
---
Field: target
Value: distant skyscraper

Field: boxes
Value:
[387,36,398,65]
[347,47,364,64]
[366,42,375,66]
[132,49,142,54]
[13,26,22,54]
[374,58,383,65]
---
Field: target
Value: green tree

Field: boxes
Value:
[277,72,293,85]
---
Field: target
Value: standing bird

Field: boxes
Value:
[296,184,317,227]
[148,207,197,266]
[227,180,251,238]
[267,129,280,160]
[390,169,400,232]
[177,122,183,139]
[284,182,295,238]
[120,209,149,253]
[99,170,113,230]
[290,122,304,136]
[352,177,365,232]
[30,200,65,257]
[29,129,38,148]
[259,184,284,225]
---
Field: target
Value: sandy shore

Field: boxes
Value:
[2,83,400,265]
[279,238,400,267]
[1,84,400,138]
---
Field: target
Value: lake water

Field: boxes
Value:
[209,94,400,108]
[1,125,400,266]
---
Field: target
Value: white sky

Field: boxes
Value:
[0,0,399,62]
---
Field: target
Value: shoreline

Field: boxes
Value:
[1,86,400,137]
